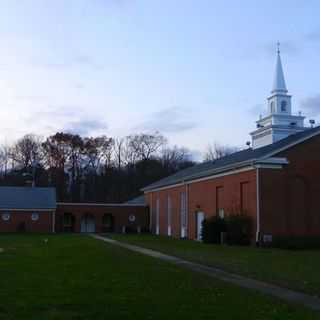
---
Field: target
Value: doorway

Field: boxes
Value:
[196,211,205,241]
[80,214,96,233]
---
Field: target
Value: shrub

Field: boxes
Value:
[225,214,253,245]
[201,216,226,244]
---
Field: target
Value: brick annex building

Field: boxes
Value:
[142,49,320,243]
[0,187,148,233]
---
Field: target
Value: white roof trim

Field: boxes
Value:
[144,159,287,194]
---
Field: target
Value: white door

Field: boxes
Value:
[81,215,96,233]
[197,212,205,241]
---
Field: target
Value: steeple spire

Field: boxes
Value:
[271,42,287,94]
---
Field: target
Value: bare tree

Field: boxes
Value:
[10,134,43,169]
[160,146,192,172]
[0,144,11,175]
[83,136,114,172]
[127,132,167,161]
[204,143,238,162]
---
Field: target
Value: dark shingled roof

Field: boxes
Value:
[0,187,56,210]
[124,195,146,206]
[142,126,320,192]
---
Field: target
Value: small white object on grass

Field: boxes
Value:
[43,238,48,244]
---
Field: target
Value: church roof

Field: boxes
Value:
[124,195,146,205]
[0,187,56,210]
[271,49,287,93]
[142,126,320,192]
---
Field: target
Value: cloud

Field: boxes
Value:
[136,106,198,134]
[304,30,320,43]
[24,105,108,137]
[300,94,320,117]
[64,119,108,136]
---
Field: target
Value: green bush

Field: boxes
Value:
[201,216,226,243]
[225,214,252,246]
[201,213,253,245]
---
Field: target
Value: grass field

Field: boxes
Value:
[0,234,318,319]
[111,234,320,296]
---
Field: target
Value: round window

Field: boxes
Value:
[2,213,10,221]
[129,214,136,223]
[31,213,39,221]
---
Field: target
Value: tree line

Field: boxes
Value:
[0,132,195,203]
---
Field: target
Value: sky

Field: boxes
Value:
[0,0,320,159]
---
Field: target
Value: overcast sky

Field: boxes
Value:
[0,0,320,158]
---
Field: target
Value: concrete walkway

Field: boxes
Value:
[91,234,320,312]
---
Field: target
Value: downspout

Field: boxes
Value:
[255,167,260,244]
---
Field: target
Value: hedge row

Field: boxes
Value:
[201,214,252,245]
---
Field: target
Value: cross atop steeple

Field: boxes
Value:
[277,41,280,55]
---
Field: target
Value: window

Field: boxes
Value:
[63,213,73,226]
[270,101,275,113]
[128,214,136,222]
[156,199,160,235]
[281,100,287,112]
[1,213,10,221]
[167,195,172,236]
[180,192,187,237]
[216,186,224,218]
[240,182,250,213]
[31,213,39,221]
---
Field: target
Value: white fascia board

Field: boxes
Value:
[255,157,289,165]
[143,157,289,194]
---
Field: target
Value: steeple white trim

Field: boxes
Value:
[251,44,306,149]
[272,46,287,94]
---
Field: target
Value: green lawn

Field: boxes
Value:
[0,234,317,319]
[111,234,320,296]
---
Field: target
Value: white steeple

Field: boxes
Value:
[271,43,287,94]
[250,43,306,149]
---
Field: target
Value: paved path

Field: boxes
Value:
[91,234,320,312]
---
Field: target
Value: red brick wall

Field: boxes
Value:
[0,211,53,233]
[260,134,320,237]
[56,204,149,233]
[145,169,257,240]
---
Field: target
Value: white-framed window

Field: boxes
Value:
[218,208,225,219]
[270,101,275,113]
[31,213,39,221]
[156,199,160,235]
[1,213,10,221]
[180,192,187,238]
[167,195,172,236]
[281,100,287,112]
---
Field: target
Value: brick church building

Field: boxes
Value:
[143,48,320,244]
